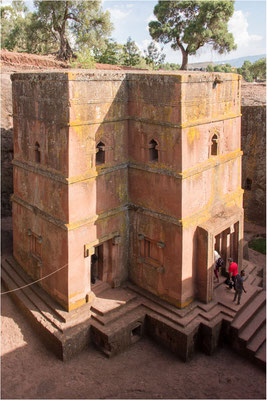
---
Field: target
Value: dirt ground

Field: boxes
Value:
[0,49,145,72]
[1,290,266,400]
[1,217,266,400]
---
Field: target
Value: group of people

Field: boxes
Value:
[214,251,246,305]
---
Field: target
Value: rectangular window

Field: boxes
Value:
[140,237,163,266]
[144,239,150,258]
[31,234,42,259]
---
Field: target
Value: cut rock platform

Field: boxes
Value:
[1,256,265,368]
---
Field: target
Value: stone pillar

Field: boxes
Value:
[221,230,228,276]
[84,247,96,303]
[197,227,213,303]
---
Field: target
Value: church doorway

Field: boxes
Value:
[91,240,113,286]
[91,244,103,284]
[197,209,243,303]
[214,222,239,276]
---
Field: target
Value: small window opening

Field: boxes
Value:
[211,134,218,156]
[96,141,105,165]
[35,142,41,163]
[31,233,42,259]
[149,139,158,161]
[245,178,252,191]
[144,238,151,258]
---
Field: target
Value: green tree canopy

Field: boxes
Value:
[93,39,123,65]
[213,63,234,73]
[32,0,113,60]
[206,64,214,72]
[1,0,113,59]
[160,62,181,70]
[237,60,253,82]
[1,1,32,51]
[122,37,142,66]
[237,58,266,82]
[149,0,237,70]
[144,41,166,69]
[250,58,266,81]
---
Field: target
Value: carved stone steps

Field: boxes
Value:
[231,290,266,333]
[255,341,266,368]
[4,256,68,322]
[1,256,94,360]
[246,324,266,355]
[239,304,266,343]
[91,299,141,326]
[230,289,266,370]
[1,258,64,332]
[2,254,265,367]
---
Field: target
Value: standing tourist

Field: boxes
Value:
[227,258,238,289]
[214,250,224,283]
[233,270,246,305]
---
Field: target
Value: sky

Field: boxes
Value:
[3,0,266,64]
[102,0,266,63]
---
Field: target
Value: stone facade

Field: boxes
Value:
[11,70,243,311]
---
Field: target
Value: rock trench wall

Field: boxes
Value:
[1,72,13,217]
[241,105,266,226]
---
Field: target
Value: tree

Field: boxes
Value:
[214,63,234,73]
[32,1,113,60]
[144,41,166,69]
[93,39,123,65]
[24,11,59,54]
[237,58,266,82]
[149,1,237,70]
[122,37,141,66]
[206,64,214,72]
[160,62,181,70]
[1,1,31,51]
[70,48,95,69]
[250,58,266,81]
[237,60,253,82]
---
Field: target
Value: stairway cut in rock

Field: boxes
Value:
[230,289,266,369]
[231,290,266,333]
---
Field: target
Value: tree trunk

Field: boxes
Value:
[56,32,75,61]
[176,39,188,70]
[180,49,188,70]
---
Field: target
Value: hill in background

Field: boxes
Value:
[215,54,265,67]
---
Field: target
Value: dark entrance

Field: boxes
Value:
[214,222,239,276]
[91,244,103,284]
[95,244,104,280]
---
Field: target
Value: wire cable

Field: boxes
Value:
[1,262,68,295]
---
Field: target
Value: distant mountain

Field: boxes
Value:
[215,54,266,68]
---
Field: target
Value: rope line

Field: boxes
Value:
[1,262,68,295]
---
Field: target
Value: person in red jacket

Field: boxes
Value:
[227,258,238,290]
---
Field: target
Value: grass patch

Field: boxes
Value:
[248,238,266,254]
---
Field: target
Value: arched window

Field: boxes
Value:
[149,139,158,162]
[211,134,218,156]
[35,142,41,163]
[245,178,252,191]
[96,141,105,165]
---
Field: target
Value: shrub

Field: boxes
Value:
[248,238,266,255]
